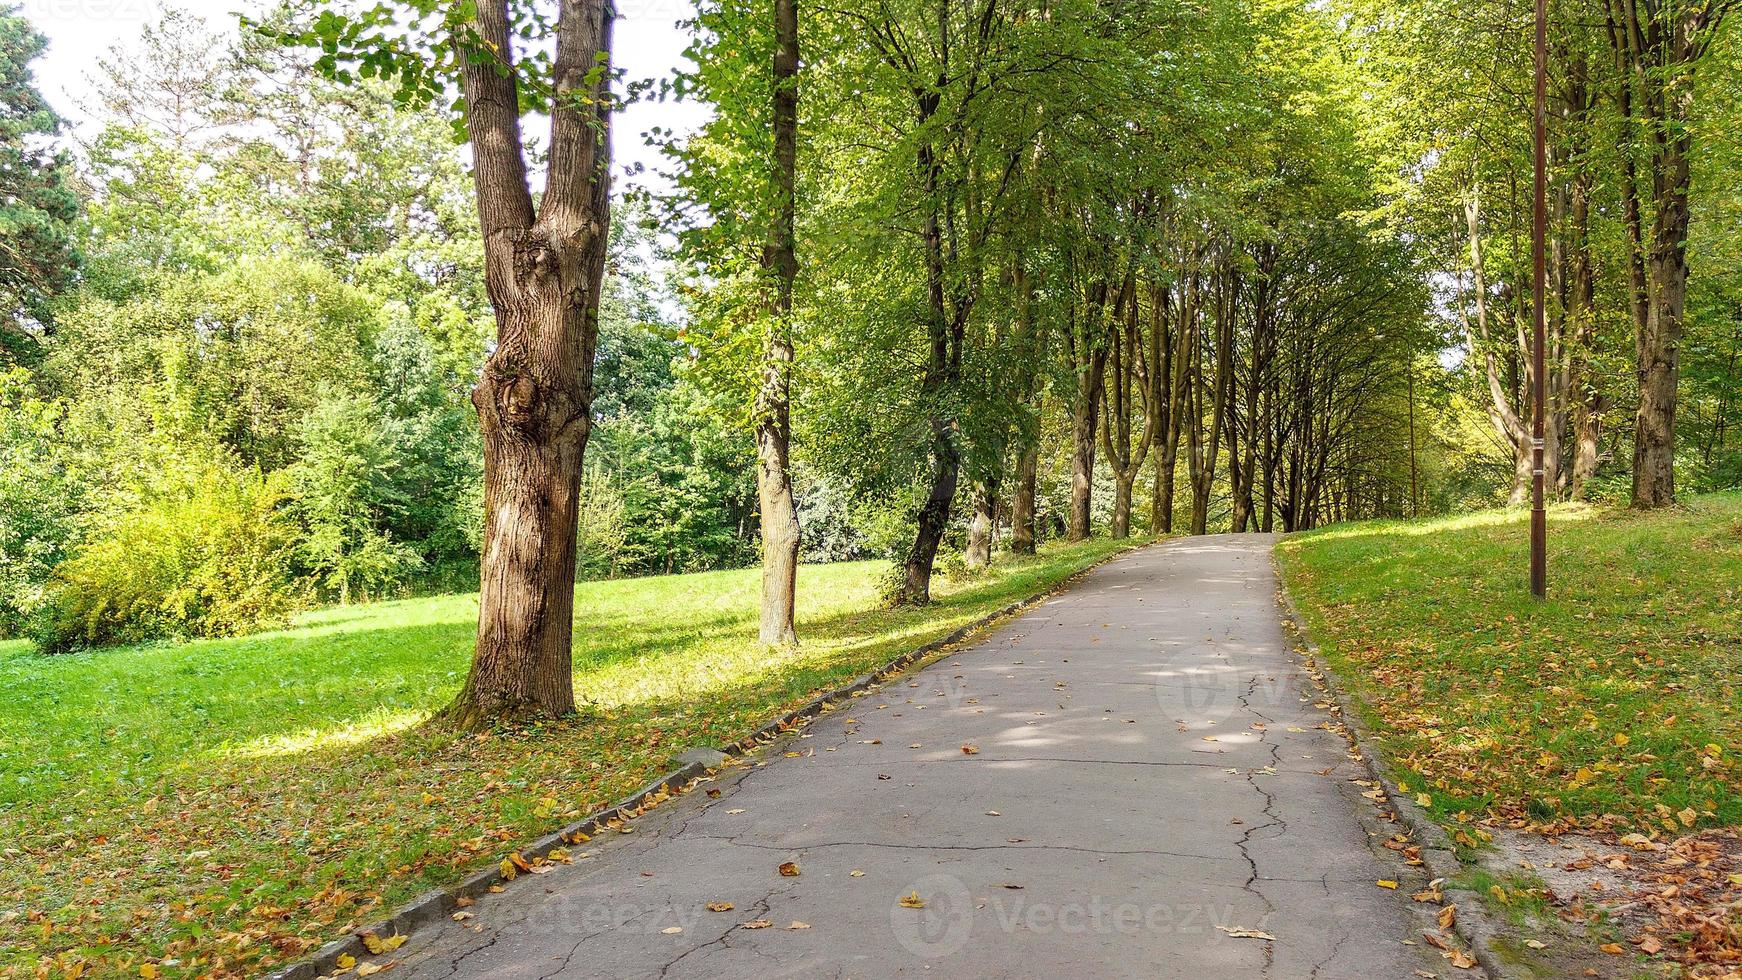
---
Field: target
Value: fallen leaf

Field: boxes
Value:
[1598,943,1624,955]
[787,921,811,930]
[898,891,927,909]
[741,919,774,929]
[707,902,734,912]
[361,933,406,955]
[1438,905,1456,931]
[849,869,865,877]
[1216,926,1277,941]
[961,744,980,755]
[1638,936,1662,955]
[1377,880,1399,889]
[662,927,683,935]
[778,861,801,877]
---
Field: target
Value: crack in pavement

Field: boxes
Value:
[1233,672,1285,979]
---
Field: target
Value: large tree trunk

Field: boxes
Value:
[1011,444,1037,554]
[1604,0,1728,508]
[900,418,959,603]
[965,479,996,570]
[754,0,801,646]
[444,0,614,729]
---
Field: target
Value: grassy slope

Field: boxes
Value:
[1277,494,1740,839]
[0,539,1129,978]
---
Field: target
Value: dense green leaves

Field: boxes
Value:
[0,6,78,362]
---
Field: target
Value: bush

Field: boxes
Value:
[34,464,302,650]
[0,370,86,636]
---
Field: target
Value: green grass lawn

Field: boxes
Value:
[1277,494,1741,840]
[0,539,1129,979]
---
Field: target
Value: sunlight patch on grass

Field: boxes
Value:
[220,706,429,760]
[1277,495,1741,835]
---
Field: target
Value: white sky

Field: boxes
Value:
[21,0,709,189]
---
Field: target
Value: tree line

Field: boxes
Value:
[2,0,1739,729]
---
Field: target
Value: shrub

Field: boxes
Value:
[0,370,86,636]
[286,394,422,604]
[34,464,302,650]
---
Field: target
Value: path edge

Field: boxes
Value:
[266,540,1148,980]
[1270,549,1530,980]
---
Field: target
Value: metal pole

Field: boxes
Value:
[1530,0,1548,598]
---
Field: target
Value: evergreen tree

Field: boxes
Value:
[0,5,79,364]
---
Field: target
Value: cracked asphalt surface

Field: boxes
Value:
[385,534,1467,979]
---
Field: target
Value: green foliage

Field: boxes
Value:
[0,369,84,633]
[574,467,630,579]
[35,462,301,650]
[0,5,79,361]
[286,395,423,604]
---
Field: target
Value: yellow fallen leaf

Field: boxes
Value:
[1377,880,1398,889]
[1489,885,1509,905]
[1613,733,1630,747]
[898,891,927,909]
[1448,949,1477,969]
[361,933,406,955]
[1216,926,1276,940]
[849,869,866,877]
[741,919,773,929]
[707,902,734,912]
[139,966,159,980]
[1599,943,1624,955]
[661,927,683,935]
[787,921,811,930]
[1438,905,1456,931]
[778,861,800,877]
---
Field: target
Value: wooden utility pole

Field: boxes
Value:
[1530,0,1549,597]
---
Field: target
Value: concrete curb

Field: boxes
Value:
[268,542,1146,980]
[1271,551,1528,980]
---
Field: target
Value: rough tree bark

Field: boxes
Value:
[443,0,614,730]
[964,478,998,569]
[1604,0,1736,507]
[754,0,801,646]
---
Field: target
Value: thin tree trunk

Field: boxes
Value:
[895,93,964,606]
[1068,347,1106,541]
[754,0,801,646]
